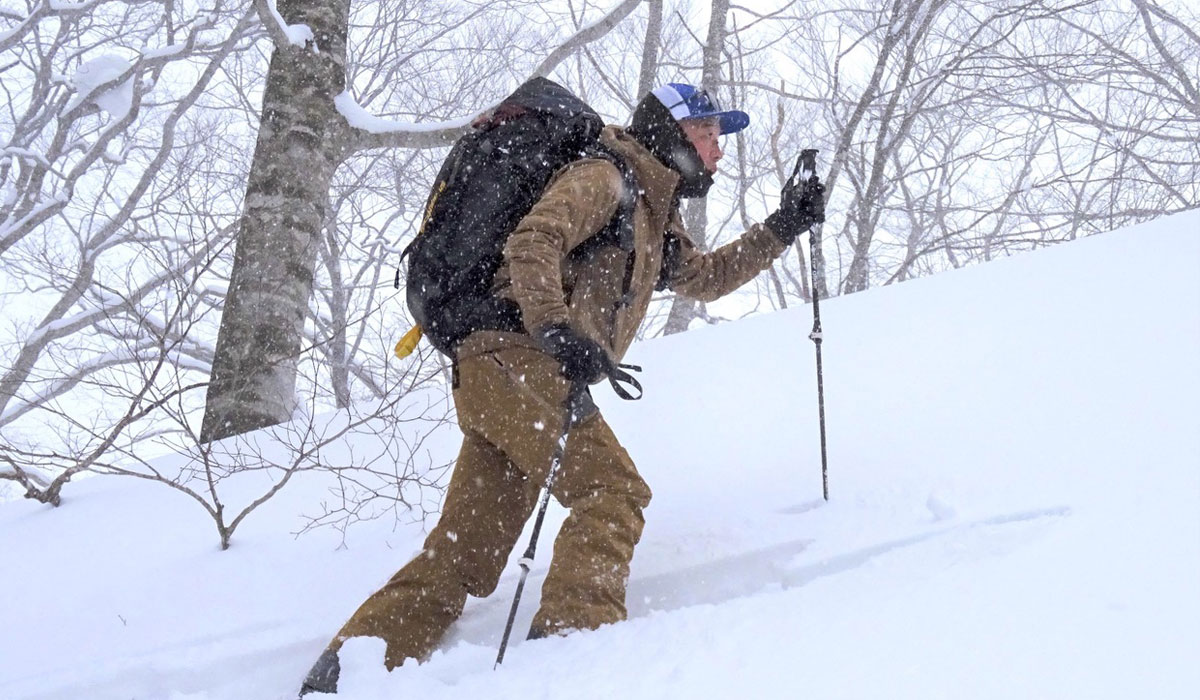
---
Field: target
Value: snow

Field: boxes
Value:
[334,92,475,134]
[284,25,315,49]
[141,44,189,60]
[64,55,135,120]
[262,0,314,48]
[1,211,1198,699]
[1,147,52,168]
[20,288,121,348]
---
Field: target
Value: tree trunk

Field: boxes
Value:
[662,0,729,336]
[662,198,710,334]
[637,0,663,97]
[320,216,353,409]
[200,0,353,443]
[840,0,948,295]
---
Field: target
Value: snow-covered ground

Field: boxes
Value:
[3,212,1198,699]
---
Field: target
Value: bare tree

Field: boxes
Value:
[638,0,665,97]
[1,0,642,535]
[2,2,261,501]
[4,0,1196,533]
[201,0,644,442]
[661,0,731,335]
[200,0,358,444]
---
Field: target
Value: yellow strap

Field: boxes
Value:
[418,181,446,235]
[394,326,423,359]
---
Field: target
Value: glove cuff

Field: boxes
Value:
[765,210,800,246]
[535,321,571,352]
[535,322,611,385]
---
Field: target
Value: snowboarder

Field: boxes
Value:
[300,82,825,696]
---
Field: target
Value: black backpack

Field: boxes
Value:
[397,77,638,358]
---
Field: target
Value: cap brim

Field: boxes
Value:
[680,109,749,134]
[717,110,750,135]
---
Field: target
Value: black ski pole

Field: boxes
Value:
[494,380,588,668]
[797,148,830,501]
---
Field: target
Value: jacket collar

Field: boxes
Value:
[599,126,680,218]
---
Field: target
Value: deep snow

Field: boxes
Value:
[2,212,1198,699]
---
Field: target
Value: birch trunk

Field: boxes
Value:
[637,0,663,97]
[663,0,728,336]
[200,0,353,443]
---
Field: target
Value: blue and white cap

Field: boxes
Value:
[650,83,750,135]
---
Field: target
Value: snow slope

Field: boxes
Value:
[2,212,1198,699]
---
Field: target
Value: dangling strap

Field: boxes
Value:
[607,363,643,401]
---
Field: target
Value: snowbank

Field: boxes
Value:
[2,212,1197,699]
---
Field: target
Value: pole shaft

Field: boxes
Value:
[810,222,830,501]
[495,566,529,667]
[813,336,829,501]
[494,382,584,668]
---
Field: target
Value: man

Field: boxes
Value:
[301,83,824,695]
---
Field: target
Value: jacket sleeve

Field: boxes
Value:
[665,211,789,302]
[503,159,624,332]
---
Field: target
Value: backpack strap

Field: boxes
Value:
[607,362,644,401]
[567,145,640,308]
[394,136,472,289]
[655,231,682,291]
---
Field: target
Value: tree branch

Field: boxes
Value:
[350,0,643,153]
[252,0,295,51]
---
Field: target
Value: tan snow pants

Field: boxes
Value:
[327,345,652,669]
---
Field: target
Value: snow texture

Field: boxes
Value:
[334,92,475,134]
[141,44,189,60]
[0,212,1197,699]
[64,55,134,120]
[262,0,314,48]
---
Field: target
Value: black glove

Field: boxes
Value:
[537,322,612,384]
[765,176,826,245]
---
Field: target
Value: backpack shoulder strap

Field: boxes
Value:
[569,145,640,307]
[583,144,638,247]
[394,136,473,289]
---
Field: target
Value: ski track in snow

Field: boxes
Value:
[3,212,1197,700]
[447,506,1069,654]
[0,507,1069,700]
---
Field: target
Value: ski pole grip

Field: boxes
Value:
[798,149,819,182]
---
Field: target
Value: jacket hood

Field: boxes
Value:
[599,126,682,220]
[625,93,714,198]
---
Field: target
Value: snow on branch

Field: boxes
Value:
[252,0,314,50]
[0,456,52,490]
[46,1,101,9]
[349,0,643,152]
[336,92,474,150]
[0,340,169,429]
[0,0,102,53]
[62,54,136,120]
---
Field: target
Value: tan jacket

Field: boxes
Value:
[458,126,787,365]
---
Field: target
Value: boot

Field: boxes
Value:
[298,646,341,697]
